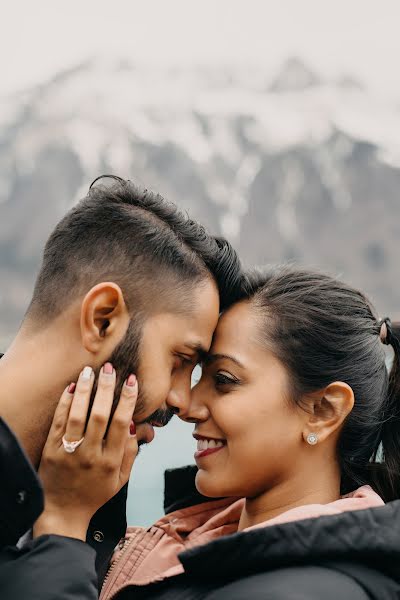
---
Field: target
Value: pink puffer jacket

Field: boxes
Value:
[100,485,383,600]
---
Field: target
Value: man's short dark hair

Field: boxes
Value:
[27,175,243,325]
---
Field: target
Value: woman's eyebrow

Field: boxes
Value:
[203,353,244,368]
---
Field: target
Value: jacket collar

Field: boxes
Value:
[163,465,220,514]
[164,465,400,584]
[179,499,400,583]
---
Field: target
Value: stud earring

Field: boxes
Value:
[306,433,318,445]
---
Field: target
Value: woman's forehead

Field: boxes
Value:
[213,301,257,347]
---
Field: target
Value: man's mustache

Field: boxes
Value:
[142,406,176,427]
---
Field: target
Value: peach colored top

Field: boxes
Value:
[100,485,384,600]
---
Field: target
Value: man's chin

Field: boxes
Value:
[135,423,155,445]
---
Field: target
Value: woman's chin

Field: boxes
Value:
[195,469,232,498]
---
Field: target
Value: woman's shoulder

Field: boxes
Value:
[201,566,373,600]
[179,500,400,599]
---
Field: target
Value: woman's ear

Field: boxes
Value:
[80,282,130,355]
[303,382,355,444]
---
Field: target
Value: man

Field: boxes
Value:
[0,175,243,599]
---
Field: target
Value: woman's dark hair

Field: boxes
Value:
[244,265,400,501]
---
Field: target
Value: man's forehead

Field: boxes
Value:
[170,308,217,347]
[143,307,217,353]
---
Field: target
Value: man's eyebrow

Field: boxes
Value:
[183,342,208,361]
[203,353,244,368]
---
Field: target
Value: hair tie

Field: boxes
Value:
[379,317,392,345]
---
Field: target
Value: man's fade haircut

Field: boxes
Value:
[27,175,243,325]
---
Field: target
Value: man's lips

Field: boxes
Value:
[148,419,167,428]
[135,408,175,429]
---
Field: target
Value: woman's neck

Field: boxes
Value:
[238,459,341,531]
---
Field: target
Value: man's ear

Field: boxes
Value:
[303,382,355,444]
[80,282,130,355]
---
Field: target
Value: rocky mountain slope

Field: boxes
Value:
[1,57,400,340]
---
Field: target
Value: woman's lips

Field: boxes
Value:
[193,434,226,460]
[194,445,224,459]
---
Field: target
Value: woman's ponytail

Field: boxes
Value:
[374,319,400,501]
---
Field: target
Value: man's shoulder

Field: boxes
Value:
[0,418,43,548]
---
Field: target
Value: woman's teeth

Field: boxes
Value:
[197,439,224,451]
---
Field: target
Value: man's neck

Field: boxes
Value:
[0,325,83,468]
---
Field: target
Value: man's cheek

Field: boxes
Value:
[152,380,172,412]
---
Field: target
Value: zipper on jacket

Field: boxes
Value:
[100,535,135,598]
[100,527,167,600]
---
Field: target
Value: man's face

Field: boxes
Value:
[109,278,220,430]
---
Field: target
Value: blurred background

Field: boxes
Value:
[1,0,400,524]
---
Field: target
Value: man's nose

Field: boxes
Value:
[166,384,191,417]
[176,383,210,424]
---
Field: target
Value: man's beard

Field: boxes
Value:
[91,317,175,430]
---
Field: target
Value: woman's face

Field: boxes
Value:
[188,300,308,499]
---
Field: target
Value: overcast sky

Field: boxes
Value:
[1,0,399,97]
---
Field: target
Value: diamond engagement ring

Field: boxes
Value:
[62,435,85,454]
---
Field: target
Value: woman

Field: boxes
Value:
[41,266,400,599]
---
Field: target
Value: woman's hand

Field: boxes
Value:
[34,363,138,541]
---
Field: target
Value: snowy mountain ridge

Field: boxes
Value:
[1,57,400,340]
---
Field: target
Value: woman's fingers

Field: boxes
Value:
[106,375,138,455]
[45,383,76,447]
[47,366,137,463]
[37,367,141,543]
[85,362,116,443]
[64,366,94,442]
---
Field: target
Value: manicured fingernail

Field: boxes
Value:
[81,366,93,381]
[126,374,136,387]
[103,362,114,375]
[130,421,136,436]
[68,382,76,394]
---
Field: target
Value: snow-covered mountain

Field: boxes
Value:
[1,58,400,339]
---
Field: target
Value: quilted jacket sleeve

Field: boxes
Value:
[0,534,98,600]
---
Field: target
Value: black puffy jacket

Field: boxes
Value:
[0,414,128,599]
[114,465,400,600]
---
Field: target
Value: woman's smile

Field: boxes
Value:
[193,433,226,460]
